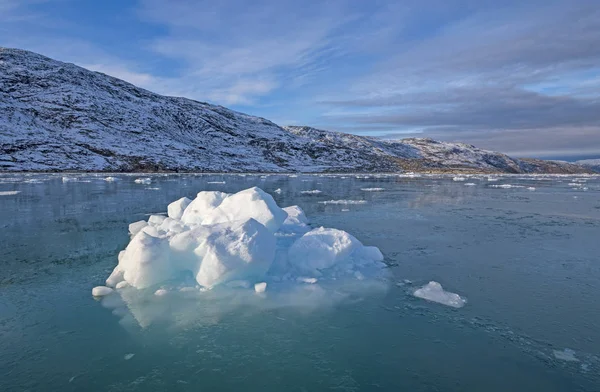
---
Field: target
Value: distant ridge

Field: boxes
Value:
[0,47,592,174]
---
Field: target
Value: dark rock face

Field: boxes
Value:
[0,48,592,174]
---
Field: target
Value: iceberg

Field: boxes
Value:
[99,187,387,295]
[413,281,466,308]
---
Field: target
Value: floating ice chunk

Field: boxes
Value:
[168,197,192,220]
[453,176,466,181]
[124,353,135,360]
[288,227,361,273]
[92,286,113,297]
[254,282,267,293]
[301,190,322,194]
[134,178,152,184]
[318,200,367,205]
[202,187,287,232]
[181,191,229,226]
[0,191,20,196]
[104,176,117,182]
[341,208,350,212]
[273,188,282,194]
[282,205,309,226]
[413,281,466,308]
[62,176,76,183]
[487,177,499,182]
[195,219,276,288]
[527,187,536,191]
[361,188,385,191]
[490,184,523,189]
[553,348,579,362]
[464,183,476,186]
[207,181,226,184]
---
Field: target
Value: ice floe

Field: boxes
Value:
[301,190,322,194]
[413,281,466,308]
[134,178,152,184]
[0,190,20,196]
[361,188,385,191]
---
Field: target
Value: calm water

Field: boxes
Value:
[1,173,599,391]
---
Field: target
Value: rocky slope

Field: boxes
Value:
[575,159,600,173]
[0,47,592,174]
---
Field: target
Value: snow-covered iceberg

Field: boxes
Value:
[96,187,387,297]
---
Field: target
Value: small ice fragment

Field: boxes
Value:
[207,181,226,184]
[360,188,385,191]
[527,187,536,191]
[124,353,135,360]
[301,190,322,194]
[104,177,117,182]
[134,178,152,184]
[490,184,523,189]
[341,209,350,212]
[464,183,476,186]
[553,348,579,362]
[297,277,318,284]
[254,282,267,293]
[0,191,20,196]
[116,281,129,289]
[69,376,76,383]
[92,286,113,297]
[273,188,282,194]
[179,286,197,292]
[154,289,169,296]
[318,200,367,205]
[413,281,466,308]
[453,176,466,181]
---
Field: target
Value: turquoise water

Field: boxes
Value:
[1,173,599,391]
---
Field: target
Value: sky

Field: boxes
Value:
[1,0,599,160]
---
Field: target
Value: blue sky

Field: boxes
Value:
[1,0,599,159]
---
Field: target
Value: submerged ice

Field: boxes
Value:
[97,187,388,297]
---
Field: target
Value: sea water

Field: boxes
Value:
[1,173,599,391]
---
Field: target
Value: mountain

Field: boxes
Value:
[0,47,592,174]
[575,159,600,173]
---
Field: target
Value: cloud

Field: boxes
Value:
[318,0,600,157]
[0,0,599,157]
[135,0,359,104]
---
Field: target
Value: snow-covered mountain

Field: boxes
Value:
[575,159,600,173]
[0,47,592,174]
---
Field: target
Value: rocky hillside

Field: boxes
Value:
[575,159,600,173]
[0,47,592,174]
